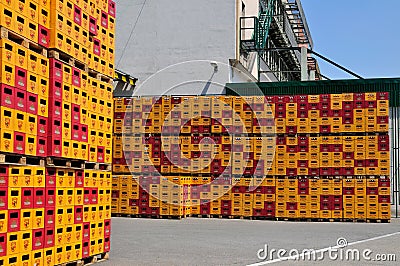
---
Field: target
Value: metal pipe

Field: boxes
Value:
[393,106,399,218]
[317,73,331,80]
[309,70,315,81]
[396,107,399,217]
[300,46,308,81]
[236,0,241,60]
[390,107,395,206]
[308,49,364,80]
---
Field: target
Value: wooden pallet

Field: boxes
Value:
[163,215,185,220]
[110,213,391,223]
[46,157,85,169]
[84,252,109,265]
[351,219,367,223]
[274,218,343,222]
[341,219,370,223]
[112,172,132,175]
[365,132,389,136]
[366,219,390,223]
[195,215,244,220]
[258,133,280,138]
[85,162,112,171]
[142,215,161,219]
[230,216,246,220]
[112,213,134,218]
[317,218,343,223]
[248,216,276,221]
[191,214,211,218]
[275,217,298,222]
[0,27,47,56]
[112,213,148,219]
[112,213,189,220]
[204,215,251,220]
[48,49,88,72]
[213,215,232,219]
[0,153,44,166]
[88,69,113,84]
[57,252,109,266]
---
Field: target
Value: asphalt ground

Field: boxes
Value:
[102,215,400,266]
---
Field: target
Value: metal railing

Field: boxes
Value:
[240,17,259,52]
[390,107,400,217]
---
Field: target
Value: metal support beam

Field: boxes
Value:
[308,49,364,79]
[317,73,331,80]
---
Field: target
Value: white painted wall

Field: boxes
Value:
[241,0,259,18]
[115,0,240,95]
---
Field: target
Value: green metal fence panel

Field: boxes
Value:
[226,78,400,107]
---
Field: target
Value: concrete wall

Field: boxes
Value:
[115,0,240,95]
[241,0,259,19]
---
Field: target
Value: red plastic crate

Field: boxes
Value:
[343,187,355,195]
[379,195,390,203]
[48,97,62,118]
[89,16,97,35]
[15,66,27,90]
[15,88,27,112]
[49,59,63,81]
[93,38,101,56]
[74,5,82,25]
[45,188,55,208]
[33,188,45,209]
[104,237,111,252]
[108,0,116,17]
[0,84,15,108]
[8,210,20,232]
[47,137,62,157]
[74,206,83,224]
[72,67,81,87]
[0,234,6,257]
[44,228,54,248]
[27,92,38,115]
[32,229,44,250]
[14,131,26,154]
[21,188,34,209]
[38,25,50,47]
[0,167,8,187]
[379,177,390,187]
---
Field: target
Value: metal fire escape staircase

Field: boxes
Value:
[240,0,276,80]
[257,0,275,51]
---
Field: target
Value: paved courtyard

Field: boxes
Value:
[103,215,400,266]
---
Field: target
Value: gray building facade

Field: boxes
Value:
[115,0,315,96]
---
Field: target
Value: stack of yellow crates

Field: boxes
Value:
[112,93,390,222]
[0,0,115,264]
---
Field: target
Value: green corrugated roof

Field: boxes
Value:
[226,78,400,107]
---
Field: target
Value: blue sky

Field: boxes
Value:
[301,0,400,80]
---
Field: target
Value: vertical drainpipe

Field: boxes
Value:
[300,46,308,81]
[390,107,394,210]
[391,106,399,218]
[236,0,241,60]
[392,106,400,218]
[234,0,241,83]
[309,70,315,81]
